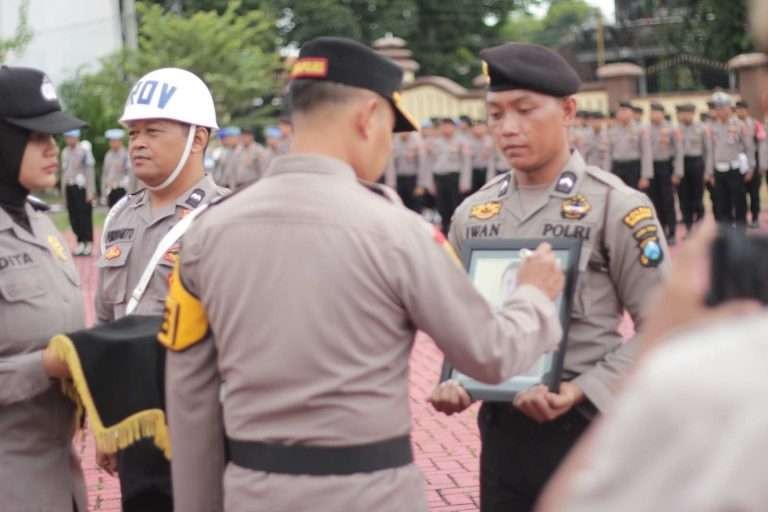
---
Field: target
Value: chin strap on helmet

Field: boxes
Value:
[144,124,197,191]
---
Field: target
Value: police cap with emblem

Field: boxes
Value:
[290,37,418,132]
[0,66,86,134]
[480,42,581,96]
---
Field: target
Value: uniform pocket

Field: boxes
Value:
[0,271,45,302]
[96,243,133,304]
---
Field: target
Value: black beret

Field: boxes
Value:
[0,66,85,134]
[480,43,581,96]
[292,37,417,132]
[650,102,665,113]
[676,103,696,112]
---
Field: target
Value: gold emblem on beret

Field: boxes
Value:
[470,201,502,220]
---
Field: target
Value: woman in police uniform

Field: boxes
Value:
[0,65,88,511]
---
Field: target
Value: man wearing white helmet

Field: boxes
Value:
[94,67,228,512]
[101,128,132,207]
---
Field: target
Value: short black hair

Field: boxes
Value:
[288,79,369,115]
[736,100,749,109]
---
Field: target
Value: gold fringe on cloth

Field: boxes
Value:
[47,334,172,459]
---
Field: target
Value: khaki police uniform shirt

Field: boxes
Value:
[450,150,668,412]
[563,313,768,512]
[102,147,132,195]
[163,153,563,512]
[468,134,495,171]
[213,146,242,188]
[678,121,709,160]
[706,117,756,177]
[429,133,472,190]
[605,122,654,179]
[95,175,227,321]
[583,128,609,169]
[486,148,511,183]
[0,204,87,511]
[230,142,268,190]
[61,143,96,199]
[649,121,684,177]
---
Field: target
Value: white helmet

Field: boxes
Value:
[120,68,218,191]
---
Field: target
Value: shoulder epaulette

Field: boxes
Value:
[584,165,627,190]
[479,170,511,192]
[26,195,50,212]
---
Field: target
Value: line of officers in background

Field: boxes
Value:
[384,91,767,245]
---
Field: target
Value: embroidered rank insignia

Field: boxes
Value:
[158,262,209,351]
[47,235,68,262]
[633,225,659,244]
[470,201,502,220]
[623,206,653,228]
[104,245,122,261]
[639,237,664,268]
[561,194,591,220]
[555,171,577,194]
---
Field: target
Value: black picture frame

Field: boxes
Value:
[439,238,582,402]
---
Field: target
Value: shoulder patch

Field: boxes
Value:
[623,206,654,228]
[158,262,209,351]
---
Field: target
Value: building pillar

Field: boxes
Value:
[596,63,645,111]
[728,53,768,119]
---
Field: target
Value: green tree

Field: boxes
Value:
[659,0,754,63]
[59,1,280,175]
[502,0,598,47]
[0,0,33,61]
[147,0,536,87]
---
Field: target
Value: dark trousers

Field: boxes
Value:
[122,491,173,512]
[471,167,487,194]
[611,160,641,190]
[478,403,591,512]
[714,168,747,225]
[396,175,422,213]
[434,172,461,234]
[678,156,705,228]
[649,159,676,239]
[65,185,93,243]
[746,171,762,223]
[118,439,173,512]
[107,187,127,208]
[707,180,720,221]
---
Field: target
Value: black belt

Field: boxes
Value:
[226,435,413,476]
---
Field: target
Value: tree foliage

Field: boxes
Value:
[59,1,280,170]
[0,0,33,61]
[502,0,598,48]
[658,0,754,63]
[147,0,535,86]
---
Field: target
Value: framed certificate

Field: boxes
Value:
[440,238,582,402]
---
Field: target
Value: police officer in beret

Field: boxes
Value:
[429,42,669,511]
[648,102,683,244]
[675,103,708,232]
[160,36,567,512]
[0,65,88,511]
[605,101,653,191]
